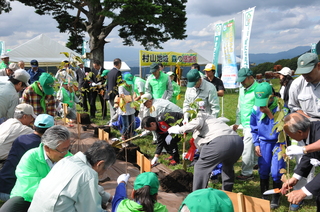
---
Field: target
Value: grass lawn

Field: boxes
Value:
[86,78,317,211]
[1,79,317,211]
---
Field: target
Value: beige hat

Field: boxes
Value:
[12,69,30,86]
[8,63,18,72]
[15,103,37,119]
[141,93,152,104]
[277,67,292,76]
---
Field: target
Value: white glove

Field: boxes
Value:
[117,173,130,184]
[182,152,187,159]
[165,135,172,145]
[168,125,182,134]
[310,158,320,166]
[140,130,150,137]
[91,82,97,86]
[97,82,102,85]
[286,146,305,156]
[183,113,189,125]
[151,157,158,165]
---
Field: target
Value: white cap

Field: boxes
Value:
[1,54,9,59]
[277,67,292,76]
[166,71,175,76]
[12,69,30,86]
[15,103,37,119]
[141,93,152,104]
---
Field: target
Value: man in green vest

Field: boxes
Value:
[233,68,259,181]
[145,62,173,100]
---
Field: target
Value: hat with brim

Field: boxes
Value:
[134,172,159,195]
[39,73,55,95]
[295,53,319,74]
[141,93,152,104]
[8,63,18,72]
[34,114,54,128]
[277,67,292,76]
[166,71,175,76]
[123,72,133,85]
[204,63,216,72]
[236,68,253,82]
[101,69,110,77]
[30,59,39,67]
[1,54,9,59]
[254,82,273,107]
[12,69,30,86]
[178,188,234,212]
[150,63,159,73]
[186,69,201,87]
[15,103,37,119]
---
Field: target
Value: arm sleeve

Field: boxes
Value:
[173,82,180,97]
[182,88,191,113]
[155,133,166,155]
[21,87,30,104]
[250,110,260,146]
[294,154,315,178]
[46,96,56,117]
[235,95,241,125]
[112,183,127,212]
[75,178,105,212]
[208,87,220,118]
[13,154,49,201]
[165,78,173,100]
[145,78,152,95]
[7,98,19,118]
[304,173,320,196]
[288,80,301,112]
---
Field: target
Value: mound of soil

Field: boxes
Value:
[160,169,193,193]
[115,143,140,164]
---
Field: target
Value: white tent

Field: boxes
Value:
[103,61,131,71]
[188,49,241,65]
[187,49,210,65]
[7,34,81,67]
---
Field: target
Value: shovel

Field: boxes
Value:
[112,135,140,148]
[263,188,281,195]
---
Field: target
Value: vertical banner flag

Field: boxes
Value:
[213,23,222,77]
[0,41,5,56]
[221,19,238,89]
[241,7,255,69]
[311,43,317,54]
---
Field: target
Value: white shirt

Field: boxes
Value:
[288,75,320,119]
[0,118,34,160]
[28,152,106,212]
[0,81,19,119]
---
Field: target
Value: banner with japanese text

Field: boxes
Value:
[221,19,238,88]
[139,50,197,66]
[241,7,255,69]
[213,23,222,77]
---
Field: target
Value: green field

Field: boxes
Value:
[1,79,317,211]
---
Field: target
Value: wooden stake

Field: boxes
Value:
[183,133,187,171]
[63,103,68,125]
[76,113,81,139]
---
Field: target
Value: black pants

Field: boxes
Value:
[90,91,106,118]
[81,90,90,112]
[0,196,30,212]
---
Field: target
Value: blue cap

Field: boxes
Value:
[34,114,54,128]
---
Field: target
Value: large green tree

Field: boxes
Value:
[1,0,187,63]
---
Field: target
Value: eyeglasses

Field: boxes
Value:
[53,147,70,154]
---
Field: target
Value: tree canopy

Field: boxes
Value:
[1,0,188,63]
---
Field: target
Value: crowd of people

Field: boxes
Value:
[0,52,320,211]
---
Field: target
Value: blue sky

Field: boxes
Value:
[0,1,320,67]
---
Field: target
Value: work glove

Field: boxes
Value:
[91,82,97,86]
[117,173,130,184]
[151,157,158,165]
[286,146,305,156]
[183,113,189,125]
[310,158,320,166]
[96,82,102,85]
[165,135,172,145]
[140,130,150,137]
[168,125,182,134]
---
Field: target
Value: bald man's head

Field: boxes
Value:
[284,113,310,141]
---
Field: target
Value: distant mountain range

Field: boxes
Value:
[248,46,311,65]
